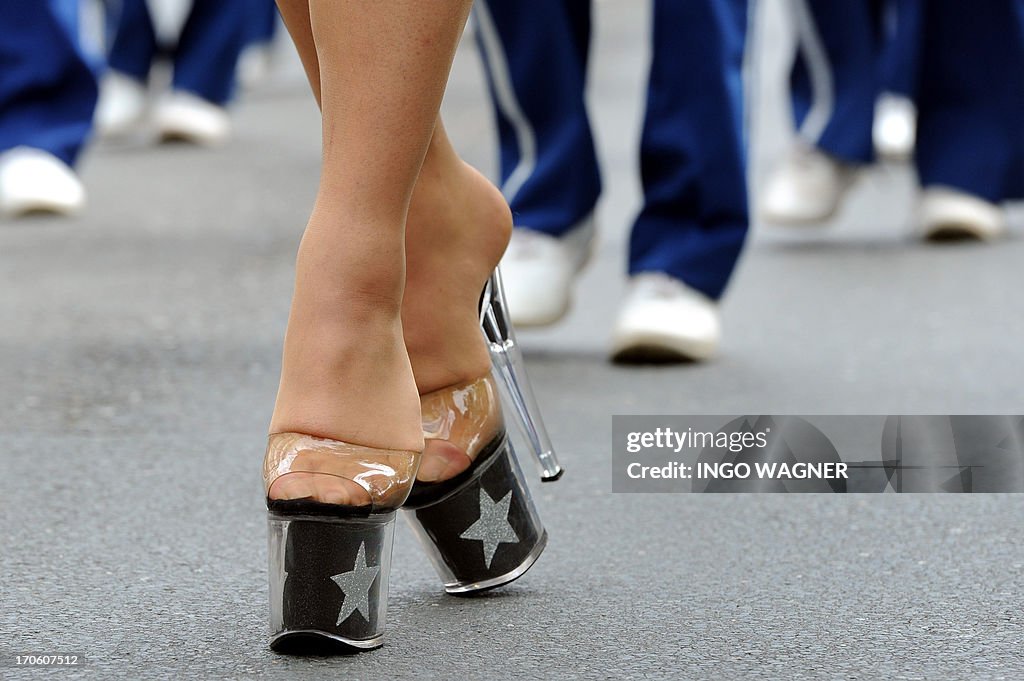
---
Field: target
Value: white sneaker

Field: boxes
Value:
[237,45,273,89]
[758,145,856,224]
[0,147,86,218]
[873,93,917,161]
[610,272,720,363]
[499,217,595,327]
[917,186,1006,241]
[153,91,231,147]
[94,71,148,138]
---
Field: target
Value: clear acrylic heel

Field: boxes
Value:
[479,269,564,482]
[401,270,563,595]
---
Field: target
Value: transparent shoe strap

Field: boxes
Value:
[480,269,564,482]
[264,433,419,511]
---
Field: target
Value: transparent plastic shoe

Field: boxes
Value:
[480,269,564,482]
[402,269,563,594]
[264,433,418,652]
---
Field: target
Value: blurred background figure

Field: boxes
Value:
[760,0,1024,242]
[236,0,280,89]
[474,0,750,363]
[94,0,250,146]
[871,0,919,161]
[760,0,918,225]
[0,0,97,218]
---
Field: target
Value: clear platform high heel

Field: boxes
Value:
[480,269,564,483]
[402,268,563,594]
[264,433,418,652]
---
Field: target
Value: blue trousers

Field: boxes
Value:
[792,0,1024,202]
[244,0,280,48]
[878,0,920,99]
[916,0,1024,201]
[107,0,249,105]
[0,0,97,165]
[474,0,749,300]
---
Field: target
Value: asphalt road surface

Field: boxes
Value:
[2,1,1022,679]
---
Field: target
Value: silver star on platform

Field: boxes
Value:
[459,488,519,569]
[330,542,380,625]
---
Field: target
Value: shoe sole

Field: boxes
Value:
[269,630,383,655]
[2,204,83,219]
[610,332,715,365]
[158,130,227,147]
[611,344,702,365]
[918,188,1005,243]
[445,530,548,596]
[923,223,1003,243]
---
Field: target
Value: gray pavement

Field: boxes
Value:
[3,1,1024,679]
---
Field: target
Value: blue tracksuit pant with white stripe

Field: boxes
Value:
[474,0,749,301]
[0,0,97,166]
[791,0,1024,202]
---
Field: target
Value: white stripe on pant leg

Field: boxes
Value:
[789,0,834,145]
[473,1,538,204]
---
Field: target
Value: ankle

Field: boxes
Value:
[405,328,493,394]
[294,211,409,321]
[271,312,424,452]
[407,161,512,265]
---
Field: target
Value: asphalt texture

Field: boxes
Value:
[2,1,1023,679]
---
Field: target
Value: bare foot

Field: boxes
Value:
[404,146,512,484]
[267,211,425,504]
[403,159,512,395]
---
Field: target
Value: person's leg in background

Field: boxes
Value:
[872,0,921,160]
[156,0,249,145]
[474,0,601,326]
[790,0,883,163]
[237,0,281,88]
[759,0,885,224]
[95,0,157,137]
[914,0,1024,241]
[249,0,281,48]
[877,0,920,101]
[105,0,157,85]
[0,0,97,218]
[96,0,249,146]
[611,0,749,363]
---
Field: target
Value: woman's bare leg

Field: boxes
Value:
[274,1,510,395]
[275,1,320,105]
[272,2,510,489]
[403,122,513,482]
[269,1,473,464]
